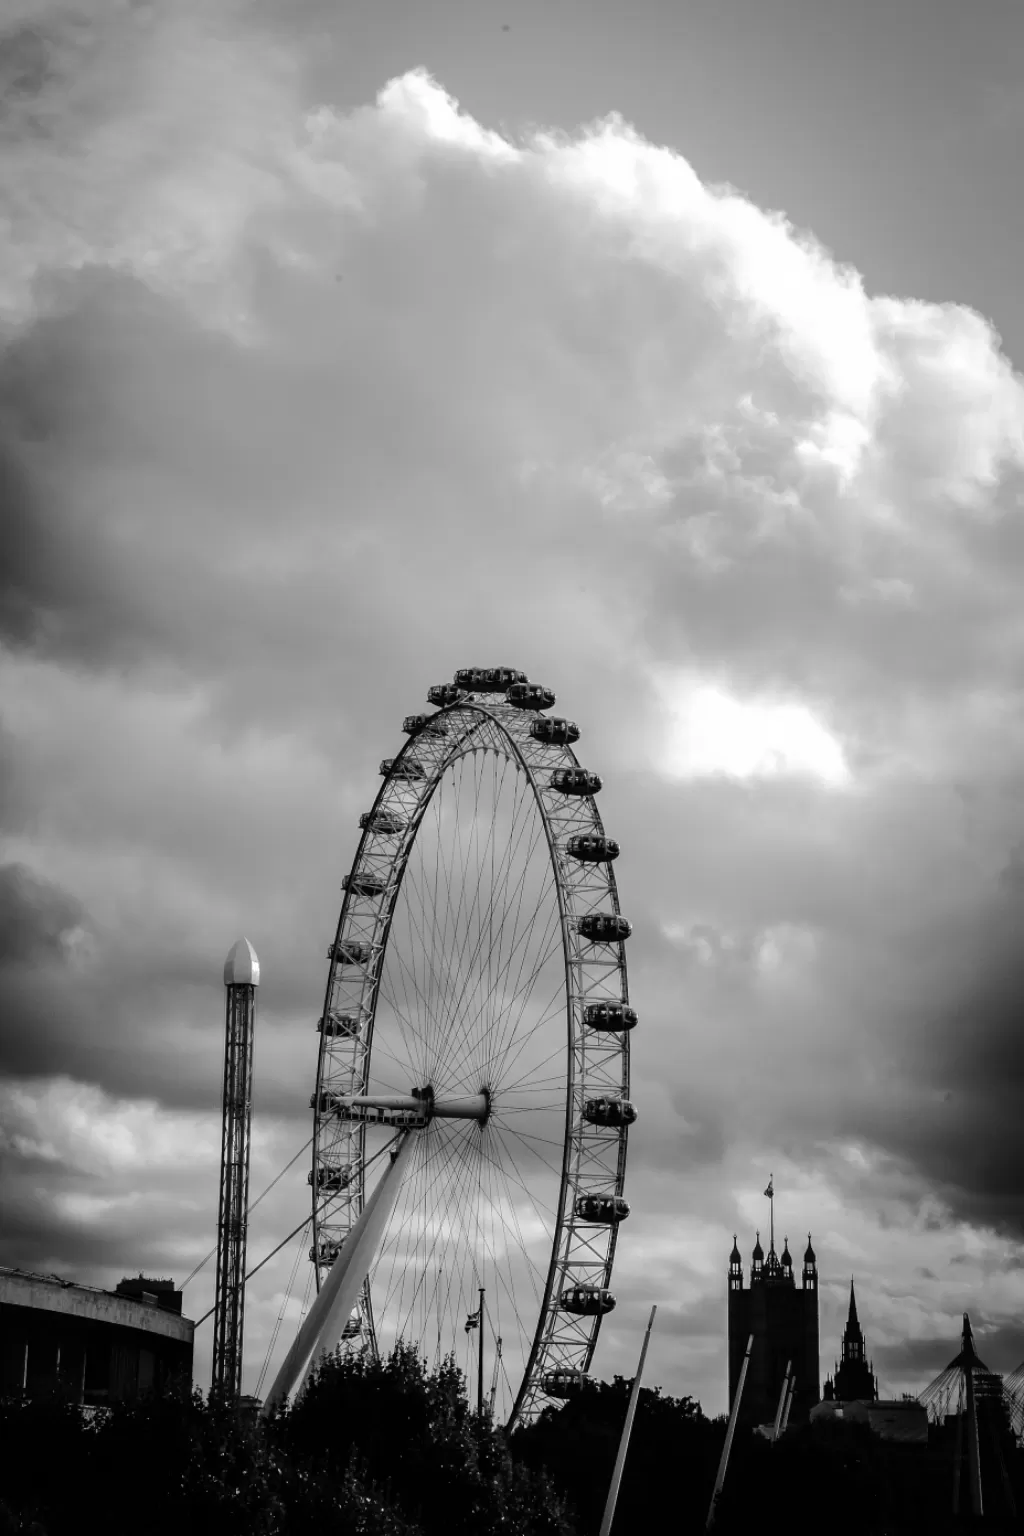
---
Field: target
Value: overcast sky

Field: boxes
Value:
[2,0,1024,1415]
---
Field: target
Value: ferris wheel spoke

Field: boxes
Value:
[478,1145,547,1302]
[402,853,462,1047]
[480,919,565,1085]
[476,1129,557,1223]
[376,1129,475,1336]
[458,879,561,1082]
[471,874,555,1084]
[387,1134,478,1342]
[495,1101,565,1113]
[470,1155,540,1337]
[492,1119,566,1202]
[496,1075,571,1096]
[376,1132,434,1328]
[359,1030,424,1089]
[381,929,439,1058]
[432,759,536,1075]
[395,1134,482,1345]
[480,808,550,1022]
[445,1174,488,1364]
[497,1125,568,1154]
[491,982,571,1094]
[374,915,431,1081]
[400,795,452,1079]
[462,773,542,1024]
[448,755,529,1066]
[436,757,479,1043]
[478,1147,550,1313]
[386,878,429,1069]
[433,828,555,1091]
[450,751,502,998]
[422,772,461,1065]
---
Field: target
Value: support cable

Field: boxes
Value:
[256,1222,311,1400]
[183,1132,315,1288]
[192,1132,401,1328]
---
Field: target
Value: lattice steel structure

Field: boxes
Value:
[309,669,637,1428]
[212,937,260,1398]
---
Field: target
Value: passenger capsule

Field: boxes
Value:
[360,810,406,835]
[578,913,632,943]
[308,1163,353,1191]
[455,667,527,694]
[530,717,580,746]
[560,1285,616,1317]
[574,1194,631,1224]
[380,757,425,781]
[507,681,556,711]
[583,1001,637,1032]
[427,683,463,707]
[566,833,619,863]
[343,872,388,898]
[310,1091,342,1115]
[583,1096,638,1128]
[550,768,602,796]
[542,1369,589,1398]
[318,1011,360,1038]
[403,714,448,737]
[331,940,372,966]
[311,1241,341,1265]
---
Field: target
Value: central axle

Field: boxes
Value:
[339,1088,490,1126]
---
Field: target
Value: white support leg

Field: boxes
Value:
[261,1132,415,1416]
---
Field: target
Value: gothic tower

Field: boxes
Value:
[825,1279,878,1403]
[727,1182,820,1428]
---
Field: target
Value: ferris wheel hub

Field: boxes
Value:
[338,1089,491,1126]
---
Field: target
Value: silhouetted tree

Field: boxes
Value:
[273,1342,572,1536]
[0,1346,572,1536]
[513,1377,724,1534]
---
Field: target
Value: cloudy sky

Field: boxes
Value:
[3,0,1024,1415]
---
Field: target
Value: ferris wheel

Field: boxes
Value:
[308,669,637,1428]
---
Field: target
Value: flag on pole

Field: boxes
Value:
[465,1309,480,1333]
[764,1176,774,1199]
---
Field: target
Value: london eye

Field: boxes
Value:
[308,669,637,1427]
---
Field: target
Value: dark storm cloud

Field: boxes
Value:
[864,903,1024,1239]
[0,861,85,963]
[0,273,260,673]
[875,1323,1024,1383]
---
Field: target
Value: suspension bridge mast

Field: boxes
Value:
[212,937,260,1398]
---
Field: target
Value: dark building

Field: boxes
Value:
[0,1267,194,1405]
[113,1276,184,1315]
[822,1279,878,1404]
[728,1225,819,1428]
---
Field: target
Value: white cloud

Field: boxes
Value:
[655,677,851,786]
[0,1077,219,1172]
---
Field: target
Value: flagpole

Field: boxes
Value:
[768,1172,774,1253]
[478,1287,485,1417]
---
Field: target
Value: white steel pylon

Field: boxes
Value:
[261,1132,415,1415]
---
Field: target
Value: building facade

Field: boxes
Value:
[0,1268,194,1405]
[728,1230,820,1428]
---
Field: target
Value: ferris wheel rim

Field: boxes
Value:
[310,688,632,1428]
